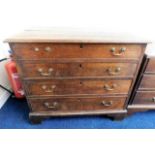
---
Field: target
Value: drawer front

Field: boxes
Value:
[139,75,155,90]
[132,91,155,105]
[11,43,143,59]
[28,96,126,112]
[145,57,155,73]
[19,62,137,78]
[24,79,132,96]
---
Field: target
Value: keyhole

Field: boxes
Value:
[80,43,84,48]
[80,81,83,85]
[77,99,81,102]
[79,64,82,68]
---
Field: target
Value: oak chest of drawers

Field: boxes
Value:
[5,30,148,124]
[128,55,155,112]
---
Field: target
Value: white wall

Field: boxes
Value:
[0,0,155,51]
[1,0,155,48]
[0,0,155,108]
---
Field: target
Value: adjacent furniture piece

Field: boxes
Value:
[5,30,148,124]
[128,55,155,113]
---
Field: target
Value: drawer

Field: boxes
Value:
[145,57,155,73]
[24,79,132,96]
[132,91,155,105]
[28,96,126,112]
[19,62,137,78]
[139,75,155,90]
[11,43,143,59]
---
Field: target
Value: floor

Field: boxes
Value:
[0,97,155,129]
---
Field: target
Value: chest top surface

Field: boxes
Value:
[4,29,150,44]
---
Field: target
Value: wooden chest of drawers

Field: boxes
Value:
[128,56,155,112]
[5,30,148,124]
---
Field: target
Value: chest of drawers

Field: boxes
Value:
[5,30,148,124]
[128,55,155,113]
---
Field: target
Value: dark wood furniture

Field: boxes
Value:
[128,55,155,113]
[5,30,148,124]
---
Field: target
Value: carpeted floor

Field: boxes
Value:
[0,97,155,129]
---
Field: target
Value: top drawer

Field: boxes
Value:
[145,57,155,74]
[10,43,143,60]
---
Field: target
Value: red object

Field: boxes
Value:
[5,60,25,98]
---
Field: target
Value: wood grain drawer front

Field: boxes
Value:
[20,62,137,78]
[29,96,126,112]
[25,79,132,96]
[132,91,155,105]
[145,58,155,73]
[11,43,143,59]
[139,75,155,90]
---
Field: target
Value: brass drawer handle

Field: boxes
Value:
[104,84,117,91]
[111,47,126,56]
[44,102,58,109]
[34,47,52,52]
[34,47,40,52]
[45,46,52,52]
[42,85,56,93]
[106,67,121,75]
[152,97,155,102]
[38,68,53,76]
[101,101,113,107]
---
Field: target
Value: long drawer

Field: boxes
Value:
[24,79,132,96]
[18,62,137,78]
[28,96,126,112]
[139,74,155,90]
[10,43,143,59]
[145,57,155,74]
[132,91,155,105]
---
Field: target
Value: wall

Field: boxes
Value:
[0,0,155,40]
[0,0,155,108]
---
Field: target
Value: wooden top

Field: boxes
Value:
[4,29,150,43]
